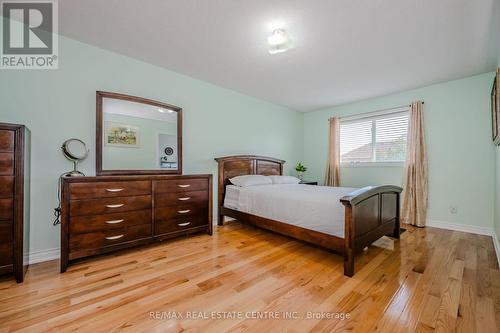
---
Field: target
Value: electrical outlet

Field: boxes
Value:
[449,206,458,214]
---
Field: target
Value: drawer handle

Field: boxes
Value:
[178,184,191,188]
[178,209,191,214]
[106,204,124,208]
[178,197,191,201]
[106,188,124,192]
[105,234,124,240]
[178,222,191,227]
[105,219,124,224]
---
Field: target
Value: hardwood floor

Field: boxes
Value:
[0,222,499,332]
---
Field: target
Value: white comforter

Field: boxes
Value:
[224,184,357,237]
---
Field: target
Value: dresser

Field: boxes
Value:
[60,174,212,272]
[0,123,30,283]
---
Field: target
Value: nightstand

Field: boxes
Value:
[299,180,318,185]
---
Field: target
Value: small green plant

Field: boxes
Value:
[295,162,307,173]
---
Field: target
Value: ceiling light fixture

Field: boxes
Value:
[267,29,287,46]
[267,28,293,55]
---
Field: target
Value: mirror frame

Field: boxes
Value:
[96,91,182,175]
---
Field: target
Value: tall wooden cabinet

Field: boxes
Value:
[0,123,30,283]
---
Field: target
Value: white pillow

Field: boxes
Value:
[229,175,273,187]
[268,175,301,184]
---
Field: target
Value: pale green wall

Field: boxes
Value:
[338,166,404,188]
[102,113,177,170]
[0,36,303,253]
[303,73,496,229]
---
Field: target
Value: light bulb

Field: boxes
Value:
[267,29,288,46]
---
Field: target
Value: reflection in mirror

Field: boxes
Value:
[158,133,178,170]
[100,95,180,173]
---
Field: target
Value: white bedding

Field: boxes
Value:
[224,184,357,238]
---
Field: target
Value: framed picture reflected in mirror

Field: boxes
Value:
[104,122,140,148]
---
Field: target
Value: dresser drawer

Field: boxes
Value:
[0,241,13,266]
[0,130,14,152]
[0,176,14,198]
[69,224,151,252]
[70,195,152,217]
[69,180,151,199]
[0,198,13,221]
[155,216,207,235]
[155,202,208,221]
[70,209,151,234]
[155,190,208,208]
[0,221,12,240]
[0,221,13,265]
[154,179,208,194]
[0,153,14,175]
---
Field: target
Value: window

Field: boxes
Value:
[340,109,409,165]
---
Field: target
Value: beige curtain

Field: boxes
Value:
[324,117,340,186]
[401,101,428,227]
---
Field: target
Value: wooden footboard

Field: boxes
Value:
[340,185,402,277]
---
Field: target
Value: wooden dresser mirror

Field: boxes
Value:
[60,92,212,272]
[96,91,182,175]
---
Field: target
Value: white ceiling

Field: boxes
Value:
[59,0,500,112]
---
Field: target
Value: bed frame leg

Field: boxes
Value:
[392,222,400,239]
[218,213,224,226]
[391,195,401,239]
[344,252,354,277]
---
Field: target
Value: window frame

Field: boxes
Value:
[339,107,409,168]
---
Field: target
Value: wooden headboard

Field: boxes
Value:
[214,155,285,223]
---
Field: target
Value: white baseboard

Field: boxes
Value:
[28,248,60,264]
[426,219,493,236]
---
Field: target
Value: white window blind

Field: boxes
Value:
[340,110,409,164]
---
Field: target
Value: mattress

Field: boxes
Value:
[224,184,357,238]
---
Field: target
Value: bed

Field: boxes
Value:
[215,155,402,277]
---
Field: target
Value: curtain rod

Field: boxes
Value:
[391,101,425,109]
[331,101,424,122]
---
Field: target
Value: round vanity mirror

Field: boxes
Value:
[62,138,88,161]
[61,138,88,176]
